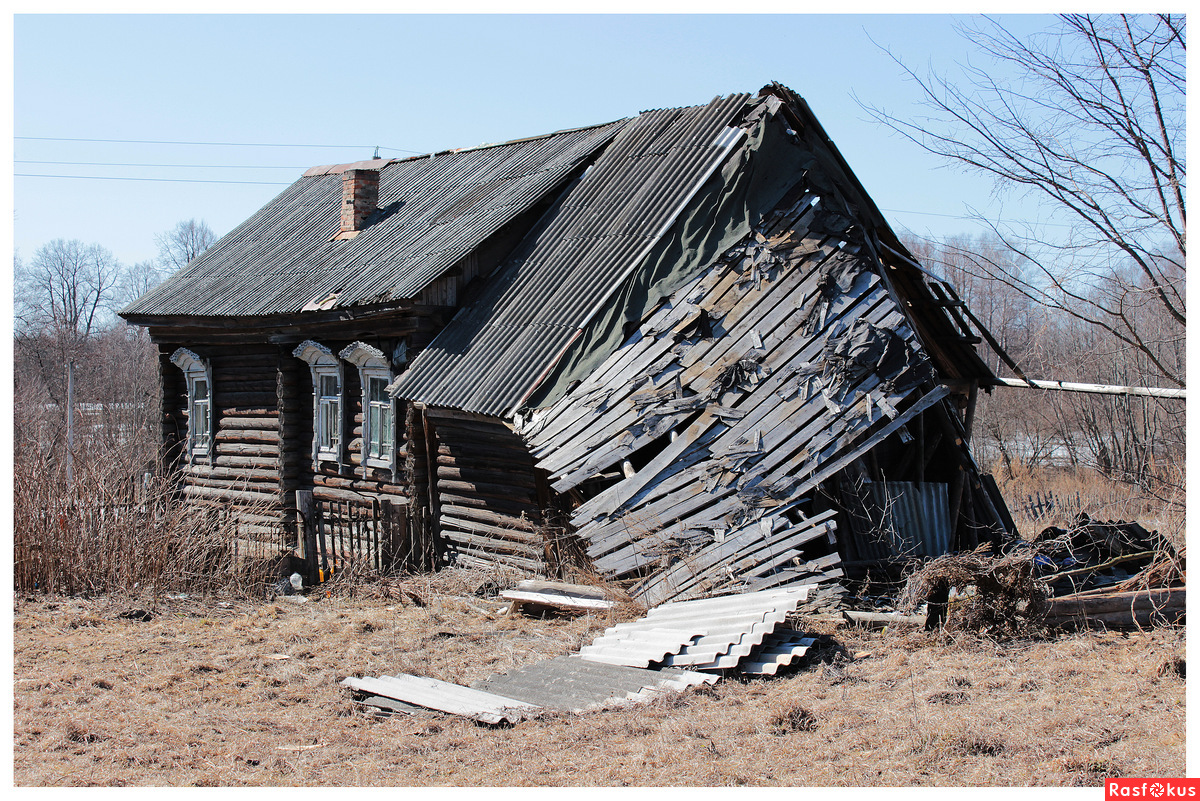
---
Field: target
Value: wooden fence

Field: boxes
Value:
[295,490,431,584]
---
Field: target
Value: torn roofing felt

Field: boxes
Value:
[387,92,758,417]
[120,120,626,320]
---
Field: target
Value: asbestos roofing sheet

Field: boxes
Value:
[737,630,821,675]
[340,674,541,725]
[390,93,753,416]
[576,586,811,671]
[121,121,627,319]
[471,656,716,713]
[578,628,701,668]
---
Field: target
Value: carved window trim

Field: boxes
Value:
[293,340,344,467]
[169,348,213,461]
[339,341,396,475]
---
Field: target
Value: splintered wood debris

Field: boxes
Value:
[518,187,944,605]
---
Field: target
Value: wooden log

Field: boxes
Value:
[842,610,927,629]
[438,491,541,517]
[436,464,538,488]
[439,515,544,546]
[1046,588,1184,619]
[429,416,521,440]
[313,485,377,503]
[182,484,280,505]
[216,442,280,457]
[185,464,280,482]
[219,407,281,420]
[215,416,280,430]
[440,531,543,562]
[437,478,538,502]
[214,455,279,469]
[215,428,280,444]
[425,406,510,426]
[448,544,543,573]
[438,503,540,532]
[183,473,281,492]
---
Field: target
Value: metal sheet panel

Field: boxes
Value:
[862,480,951,558]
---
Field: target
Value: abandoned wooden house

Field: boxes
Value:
[121,83,1015,604]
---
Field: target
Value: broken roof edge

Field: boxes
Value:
[756,82,912,263]
[302,157,397,177]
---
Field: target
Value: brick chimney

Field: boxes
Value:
[340,169,379,234]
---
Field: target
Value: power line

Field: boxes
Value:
[17,159,305,169]
[15,135,424,154]
[15,173,290,186]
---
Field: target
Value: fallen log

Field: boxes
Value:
[1045,587,1184,630]
[842,610,927,629]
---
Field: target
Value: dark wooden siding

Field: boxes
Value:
[425,407,546,572]
[156,343,287,546]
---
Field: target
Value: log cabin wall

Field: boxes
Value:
[156,342,288,550]
[423,407,547,573]
[157,347,187,468]
[147,304,456,567]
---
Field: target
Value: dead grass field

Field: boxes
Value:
[13,578,1185,787]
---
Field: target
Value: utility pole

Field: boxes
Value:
[66,360,74,487]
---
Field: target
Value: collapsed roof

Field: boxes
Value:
[391,85,992,419]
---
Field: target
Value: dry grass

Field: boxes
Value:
[996,464,1184,549]
[14,583,1184,787]
[13,438,286,599]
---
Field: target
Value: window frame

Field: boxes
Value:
[293,340,344,466]
[339,341,397,475]
[168,348,214,460]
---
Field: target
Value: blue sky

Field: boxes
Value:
[12,12,1057,269]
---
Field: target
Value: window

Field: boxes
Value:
[340,341,396,473]
[169,348,213,459]
[293,340,343,465]
[317,373,342,458]
[366,375,394,463]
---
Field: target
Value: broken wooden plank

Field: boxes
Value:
[501,580,617,613]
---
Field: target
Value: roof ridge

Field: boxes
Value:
[302,119,628,179]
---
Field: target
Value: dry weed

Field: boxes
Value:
[13,592,1184,786]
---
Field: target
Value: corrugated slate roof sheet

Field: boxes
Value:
[577,586,815,671]
[120,121,626,319]
[389,93,753,417]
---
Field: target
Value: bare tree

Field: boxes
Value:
[118,259,170,308]
[15,239,123,352]
[155,218,216,272]
[866,14,1185,388]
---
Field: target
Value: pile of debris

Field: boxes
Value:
[341,515,1183,724]
[343,586,830,723]
[1030,514,1181,595]
[894,515,1184,634]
